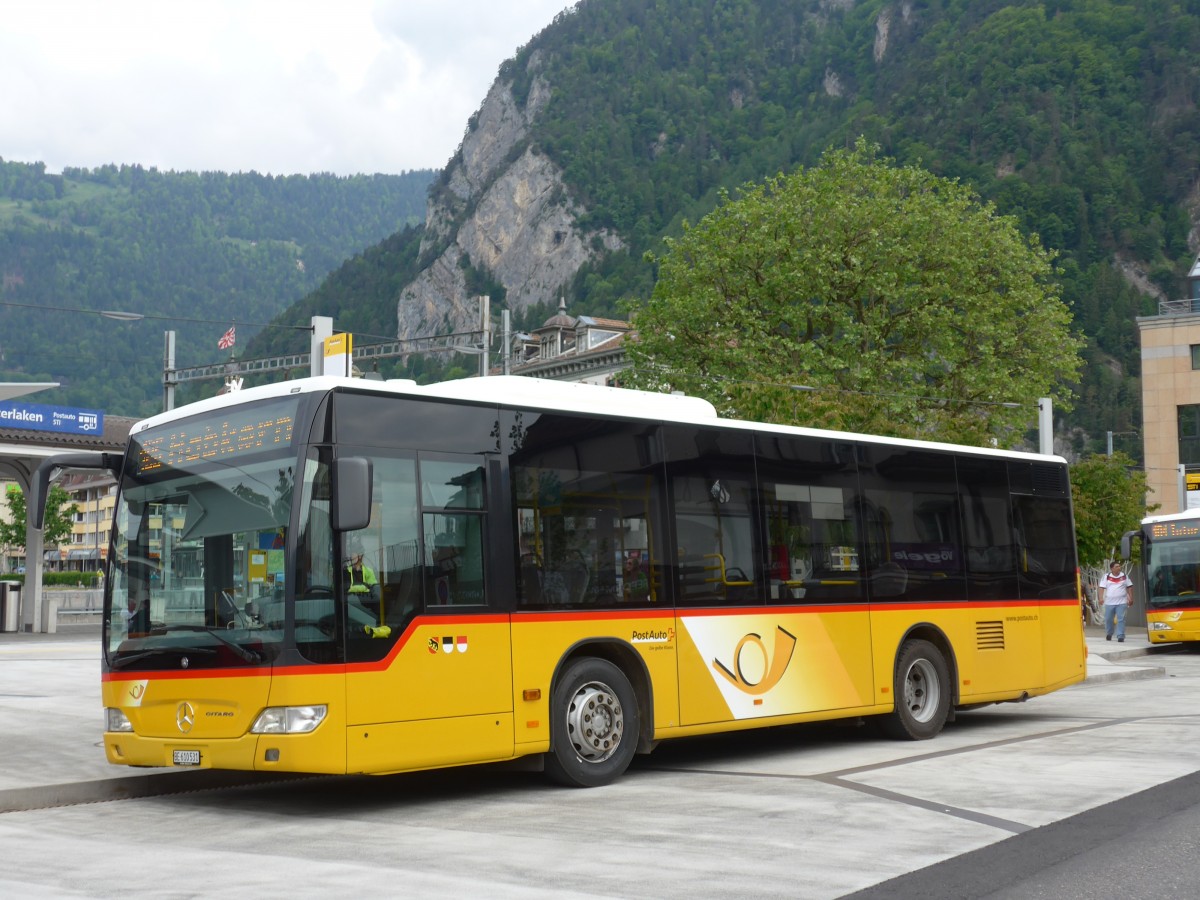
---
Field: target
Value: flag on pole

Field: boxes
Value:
[218,325,236,350]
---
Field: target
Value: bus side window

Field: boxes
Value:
[673,475,759,605]
[420,456,487,607]
[662,425,762,607]
[339,453,420,663]
[508,411,665,611]
[1012,494,1075,600]
[424,512,486,605]
[957,456,1018,601]
[754,433,862,604]
[858,446,966,603]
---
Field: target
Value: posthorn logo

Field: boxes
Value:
[712,626,797,695]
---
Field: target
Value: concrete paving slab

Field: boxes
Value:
[1083,623,1173,683]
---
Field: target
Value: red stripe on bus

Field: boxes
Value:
[513,608,676,623]
[101,598,1079,683]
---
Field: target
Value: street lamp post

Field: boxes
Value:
[1038,397,1053,456]
[163,331,176,411]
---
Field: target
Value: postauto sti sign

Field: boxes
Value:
[0,401,103,436]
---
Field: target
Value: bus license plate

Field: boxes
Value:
[173,750,201,766]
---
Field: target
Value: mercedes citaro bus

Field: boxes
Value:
[32,375,1086,787]
[1123,509,1200,644]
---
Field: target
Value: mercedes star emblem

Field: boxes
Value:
[176,701,195,734]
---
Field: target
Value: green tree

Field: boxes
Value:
[1070,451,1155,611]
[625,141,1083,447]
[0,484,77,557]
[1071,452,1155,568]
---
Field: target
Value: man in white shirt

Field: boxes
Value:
[1100,560,1134,642]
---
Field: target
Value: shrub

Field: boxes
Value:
[2,571,103,588]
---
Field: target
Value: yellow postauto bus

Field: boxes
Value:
[1123,509,1200,644]
[33,375,1086,787]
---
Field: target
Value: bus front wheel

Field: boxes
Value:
[545,658,639,788]
[880,639,950,740]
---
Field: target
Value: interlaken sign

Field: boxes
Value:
[0,401,103,436]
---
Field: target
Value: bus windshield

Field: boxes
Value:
[1145,532,1200,609]
[105,402,300,669]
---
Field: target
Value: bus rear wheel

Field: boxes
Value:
[880,639,950,740]
[545,658,639,788]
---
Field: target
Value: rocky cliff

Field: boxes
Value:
[397,52,623,343]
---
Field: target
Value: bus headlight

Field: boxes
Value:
[106,708,133,732]
[1149,622,1174,631]
[250,705,327,734]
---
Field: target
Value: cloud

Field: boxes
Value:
[0,0,571,175]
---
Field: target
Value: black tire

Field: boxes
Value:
[879,639,951,740]
[545,658,639,788]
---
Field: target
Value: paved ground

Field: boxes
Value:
[0,622,1185,898]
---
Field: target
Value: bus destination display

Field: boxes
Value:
[1150,520,1200,542]
[135,403,297,474]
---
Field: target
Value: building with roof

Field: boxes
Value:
[0,385,136,629]
[1137,255,1200,513]
[506,300,632,385]
[2,414,134,569]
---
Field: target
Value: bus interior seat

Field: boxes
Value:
[381,565,422,624]
[216,589,241,628]
[870,562,908,598]
[519,559,543,605]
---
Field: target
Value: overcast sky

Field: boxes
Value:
[1,0,573,176]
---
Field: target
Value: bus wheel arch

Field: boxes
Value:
[879,626,956,741]
[544,641,650,787]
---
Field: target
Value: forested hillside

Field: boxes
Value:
[256,0,1200,458]
[0,160,434,416]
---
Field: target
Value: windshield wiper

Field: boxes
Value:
[110,646,218,670]
[162,625,264,664]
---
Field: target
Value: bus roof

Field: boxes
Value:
[131,374,1063,464]
[1142,508,1200,526]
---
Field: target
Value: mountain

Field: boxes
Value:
[258,0,1199,457]
[0,160,435,416]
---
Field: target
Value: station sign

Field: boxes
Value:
[1188,470,1200,510]
[323,333,352,377]
[0,400,103,436]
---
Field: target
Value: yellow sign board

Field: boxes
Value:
[322,333,352,377]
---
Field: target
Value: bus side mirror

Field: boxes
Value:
[1120,530,1136,560]
[333,457,373,532]
[31,452,122,529]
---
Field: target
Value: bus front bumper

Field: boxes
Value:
[103,730,346,774]
[1147,620,1200,643]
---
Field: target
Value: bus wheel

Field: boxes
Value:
[545,658,639,788]
[880,639,950,740]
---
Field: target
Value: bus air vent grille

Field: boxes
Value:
[1032,464,1068,496]
[976,620,1006,650]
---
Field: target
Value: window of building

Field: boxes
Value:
[1179,404,1200,466]
[1191,345,1200,370]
